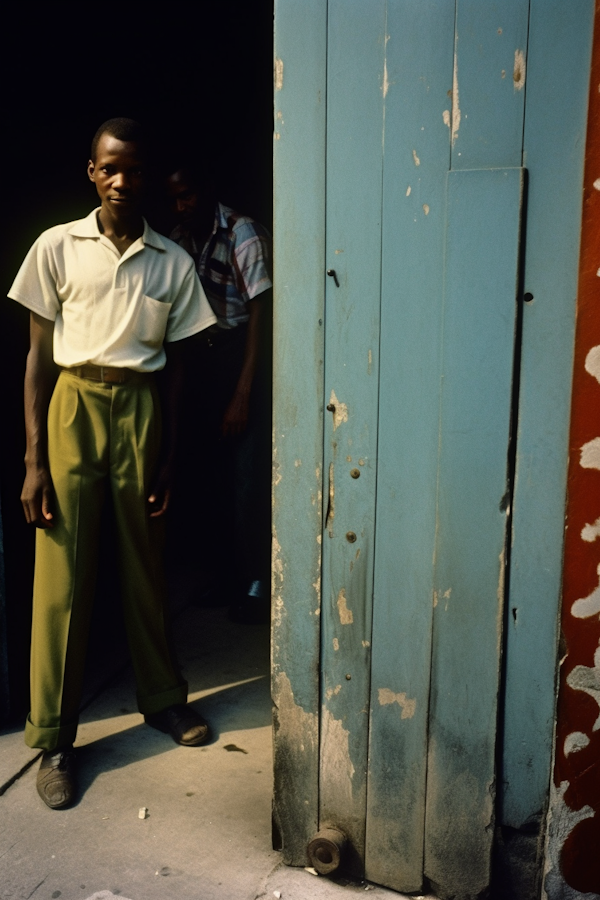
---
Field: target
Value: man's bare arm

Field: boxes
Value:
[21,312,58,528]
[221,288,271,438]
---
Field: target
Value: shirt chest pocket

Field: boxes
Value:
[133,295,172,347]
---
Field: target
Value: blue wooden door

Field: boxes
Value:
[271,1,590,897]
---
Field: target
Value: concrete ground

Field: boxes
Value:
[0,578,434,900]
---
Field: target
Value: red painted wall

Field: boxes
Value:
[554,3,600,892]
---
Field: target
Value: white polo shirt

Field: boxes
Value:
[8,209,216,372]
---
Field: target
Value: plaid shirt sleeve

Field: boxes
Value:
[232,219,272,302]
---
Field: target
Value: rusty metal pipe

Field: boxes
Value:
[307,827,347,875]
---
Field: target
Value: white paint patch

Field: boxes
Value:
[327,462,335,538]
[513,49,526,91]
[433,590,438,608]
[382,57,390,98]
[596,267,600,277]
[571,565,600,619]
[543,779,595,899]
[271,529,285,629]
[294,459,302,467]
[423,204,430,216]
[452,40,461,146]
[406,185,412,196]
[564,731,591,756]
[320,708,355,803]
[362,640,370,648]
[326,683,342,700]
[274,58,284,91]
[567,658,600,730]
[333,638,339,651]
[585,344,600,384]
[594,178,600,191]
[335,248,344,254]
[443,588,451,611]
[501,69,506,79]
[274,132,280,141]
[368,349,373,375]
[412,149,421,166]
[442,109,451,128]
[337,588,354,625]
[329,389,348,431]
[317,533,322,545]
[581,517,600,542]
[378,687,417,719]
[580,437,600,470]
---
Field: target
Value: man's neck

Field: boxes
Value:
[189,201,218,246]
[97,206,144,254]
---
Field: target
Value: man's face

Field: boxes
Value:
[166,171,199,226]
[87,133,145,216]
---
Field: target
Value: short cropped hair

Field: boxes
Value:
[90,118,146,161]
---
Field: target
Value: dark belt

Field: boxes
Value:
[61,364,151,384]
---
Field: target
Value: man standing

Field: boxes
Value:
[167,166,272,620]
[8,119,216,809]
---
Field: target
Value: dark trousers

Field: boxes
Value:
[171,327,271,592]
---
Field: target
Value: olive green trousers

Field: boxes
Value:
[25,371,187,751]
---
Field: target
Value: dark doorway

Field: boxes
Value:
[0,4,273,721]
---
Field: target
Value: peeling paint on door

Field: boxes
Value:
[513,49,526,90]
[378,687,417,719]
[275,57,284,91]
[329,389,349,431]
[337,588,354,625]
[451,37,461,145]
[320,707,355,804]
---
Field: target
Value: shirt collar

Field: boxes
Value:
[67,208,166,250]
[215,201,233,231]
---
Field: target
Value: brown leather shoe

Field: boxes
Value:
[144,704,210,746]
[36,747,77,809]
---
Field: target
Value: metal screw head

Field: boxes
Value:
[326,403,336,412]
[350,468,360,479]
[346,531,357,543]
[345,674,352,681]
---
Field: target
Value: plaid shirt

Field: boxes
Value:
[170,202,271,329]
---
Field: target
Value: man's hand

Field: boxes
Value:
[148,463,172,517]
[21,465,55,528]
[22,312,58,528]
[221,388,250,439]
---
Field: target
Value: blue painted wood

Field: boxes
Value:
[501,0,594,829]
[319,0,386,873]
[271,0,327,865]
[364,1,455,892]
[425,167,524,898]
[452,0,530,170]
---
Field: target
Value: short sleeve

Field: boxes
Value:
[233,223,272,301]
[165,260,217,342]
[7,234,60,321]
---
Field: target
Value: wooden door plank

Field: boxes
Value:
[272,0,327,865]
[364,1,455,893]
[425,168,523,900]
[451,0,530,170]
[501,0,594,830]
[319,0,386,874]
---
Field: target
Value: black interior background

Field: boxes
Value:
[0,4,273,719]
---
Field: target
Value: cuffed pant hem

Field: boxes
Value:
[137,682,188,716]
[24,715,77,751]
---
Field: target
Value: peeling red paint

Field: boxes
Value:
[554,4,600,893]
